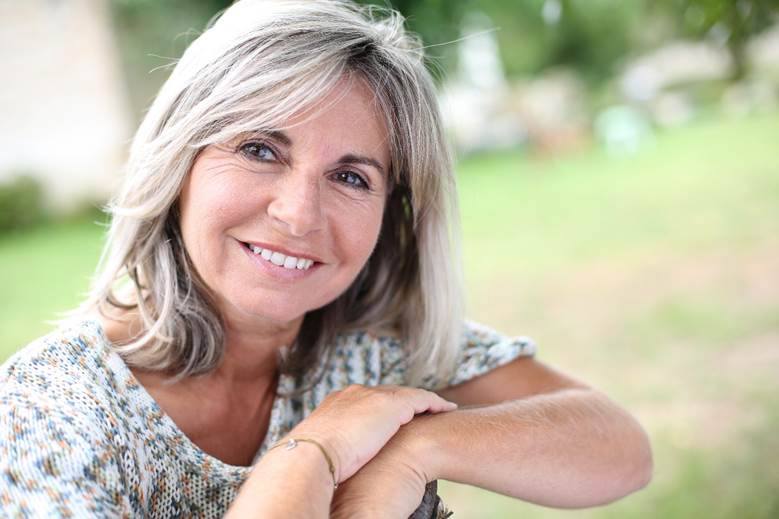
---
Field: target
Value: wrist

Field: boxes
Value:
[284,426,347,485]
[268,437,338,488]
[392,414,447,482]
[229,439,335,518]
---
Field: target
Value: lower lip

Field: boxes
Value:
[239,240,321,282]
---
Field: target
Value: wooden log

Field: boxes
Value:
[408,481,453,519]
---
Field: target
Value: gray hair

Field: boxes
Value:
[80,0,463,388]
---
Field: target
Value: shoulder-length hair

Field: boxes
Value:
[80,0,463,388]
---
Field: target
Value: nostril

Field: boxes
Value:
[266,194,324,237]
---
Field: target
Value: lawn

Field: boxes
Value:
[0,214,106,354]
[446,112,779,518]
[1,112,777,518]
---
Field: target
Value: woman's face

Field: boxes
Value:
[178,79,390,327]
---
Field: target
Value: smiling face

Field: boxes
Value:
[178,78,390,328]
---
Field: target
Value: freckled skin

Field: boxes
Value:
[178,79,391,328]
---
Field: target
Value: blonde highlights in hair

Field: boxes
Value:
[80,0,463,388]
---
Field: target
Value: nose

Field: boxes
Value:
[266,171,324,237]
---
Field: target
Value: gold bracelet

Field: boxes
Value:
[268,438,339,489]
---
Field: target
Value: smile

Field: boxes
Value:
[243,242,315,270]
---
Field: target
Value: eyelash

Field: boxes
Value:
[332,170,370,190]
[237,140,371,191]
[238,141,278,162]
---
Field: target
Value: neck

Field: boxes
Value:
[212,310,303,385]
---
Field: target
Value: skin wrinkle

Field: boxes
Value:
[217,135,387,207]
[232,129,388,184]
[202,161,238,178]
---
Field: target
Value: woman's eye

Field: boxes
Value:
[334,170,369,190]
[239,141,277,162]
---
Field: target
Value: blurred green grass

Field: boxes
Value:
[0,215,106,353]
[445,112,779,517]
[1,112,777,517]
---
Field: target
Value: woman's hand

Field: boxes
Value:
[330,419,433,519]
[288,384,456,484]
[229,386,453,518]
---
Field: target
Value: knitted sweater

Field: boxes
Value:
[0,319,536,517]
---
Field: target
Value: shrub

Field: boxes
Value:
[0,175,46,233]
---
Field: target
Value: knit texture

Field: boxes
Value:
[0,319,535,517]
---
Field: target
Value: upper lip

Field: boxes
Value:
[241,239,324,263]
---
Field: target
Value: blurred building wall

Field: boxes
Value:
[0,0,131,210]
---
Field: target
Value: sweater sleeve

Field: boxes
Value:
[0,383,131,517]
[379,320,537,390]
[443,320,537,387]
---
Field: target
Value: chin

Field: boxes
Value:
[220,275,349,326]
[242,303,306,326]
[231,291,318,325]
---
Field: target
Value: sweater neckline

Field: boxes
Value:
[81,318,293,482]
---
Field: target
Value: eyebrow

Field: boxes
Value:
[337,154,386,177]
[267,130,386,177]
[266,130,292,147]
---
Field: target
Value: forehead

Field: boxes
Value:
[280,77,390,160]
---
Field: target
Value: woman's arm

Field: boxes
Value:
[420,387,651,507]
[433,356,653,505]
[332,357,653,515]
[226,385,459,518]
[226,438,336,519]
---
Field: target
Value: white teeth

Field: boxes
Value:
[270,252,285,266]
[247,243,316,271]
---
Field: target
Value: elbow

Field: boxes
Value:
[601,396,654,503]
[577,414,655,508]
[523,419,654,510]
[600,418,654,506]
[627,424,654,493]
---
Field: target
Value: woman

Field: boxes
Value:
[0,1,652,517]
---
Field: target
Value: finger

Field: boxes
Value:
[401,388,458,416]
[427,398,459,413]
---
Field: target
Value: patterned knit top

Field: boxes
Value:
[0,319,536,517]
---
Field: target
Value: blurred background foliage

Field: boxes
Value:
[110,0,779,117]
[0,176,45,232]
[1,0,778,518]
[662,0,777,79]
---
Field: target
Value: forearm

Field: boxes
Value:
[226,441,334,518]
[412,388,653,508]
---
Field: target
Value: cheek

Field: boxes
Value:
[179,174,252,271]
[333,200,385,268]
[190,178,246,224]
